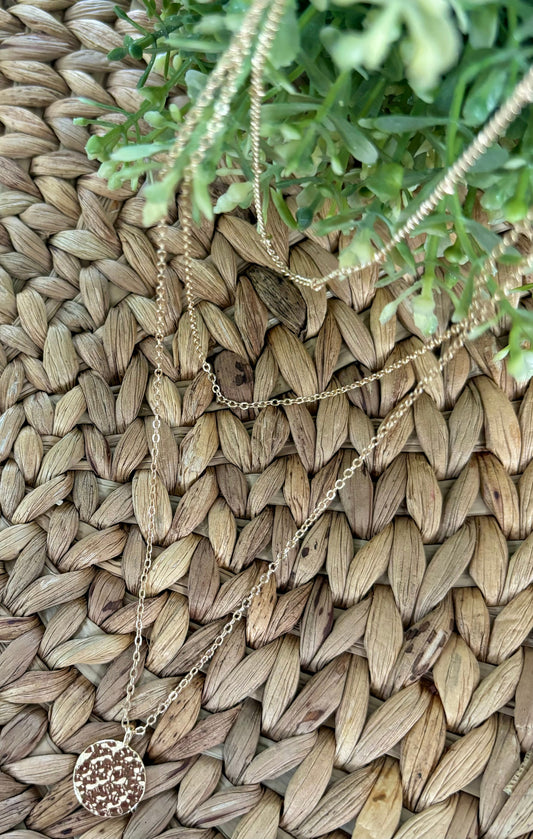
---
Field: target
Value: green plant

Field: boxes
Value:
[76,0,533,380]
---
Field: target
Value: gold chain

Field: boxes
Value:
[118,0,533,741]
[120,212,533,742]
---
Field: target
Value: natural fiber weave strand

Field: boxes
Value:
[0,3,533,839]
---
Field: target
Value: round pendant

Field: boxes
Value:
[72,738,146,818]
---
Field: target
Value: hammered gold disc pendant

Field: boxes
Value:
[73,739,146,818]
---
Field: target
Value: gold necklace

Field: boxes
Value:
[72,0,533,817]
[72,222,532,818]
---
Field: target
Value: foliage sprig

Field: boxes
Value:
[77,0,533,380]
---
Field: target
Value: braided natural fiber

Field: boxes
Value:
[1,2,533,838]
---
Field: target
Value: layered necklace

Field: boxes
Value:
[72,0,533,819]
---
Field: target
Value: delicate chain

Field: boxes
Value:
[121,214,533,741]
[120,223,168,741]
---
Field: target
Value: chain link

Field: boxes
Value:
[119,0,533,740]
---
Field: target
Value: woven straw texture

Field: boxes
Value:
[1,3,533,838]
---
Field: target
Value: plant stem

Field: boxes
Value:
[314,69,350,124]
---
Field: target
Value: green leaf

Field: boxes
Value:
[329,116,378,164]
[447,0,469,34]
[168,103,182,123]
[469,6,499,49]
[296,205,315,228]
[144,110,168,127]
[314,211,359,235]
[363,162,403,202]
[339,226,376,268]
[129,39,146,60]
[507,340,533,382]
[261,101,320,119]
[479,175,517,209]
[85,134,104,159]
[401,2,461,90]
[412,293,438,334]
[195,13,232,35]
[321,5,401,73]
[143,199,170,226]
[192,168,214,221]
[463,218,501,252]
[270,188,299,229]
[278,130,319,178]
[379,299,400,323]
[453,270,474,321]
[143,85,167,106]
[503,196,529,223]
[108,47,128,61]
[185,69,208,101]
[143,174,176,210]
[463,66,508,126]
[379,280,422,323]
[73,0,532,306]
[78,97,127,114]
[359,115,448,133]
[98,160,118,179]
[468,144,509,174]
[389,240,417,273]
[166,36,225,52]
[269,0,300,68]
[465,317,497,342]
[213,180,253,213]
[496,251,526,266]
[493,345,510,363]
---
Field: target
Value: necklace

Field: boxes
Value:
[72,0,533,817]
[73,222,532,818]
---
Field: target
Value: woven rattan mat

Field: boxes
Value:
[1,3,533,838]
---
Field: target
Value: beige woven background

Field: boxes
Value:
[1,1,533,838]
